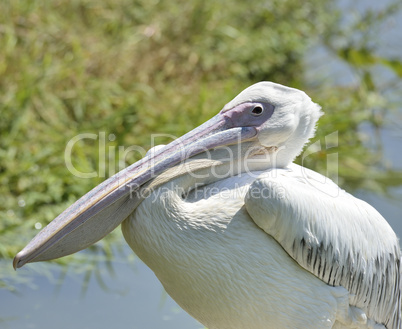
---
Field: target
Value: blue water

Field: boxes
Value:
[1,251,202,329]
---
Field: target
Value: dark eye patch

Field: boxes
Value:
[251,106,263,116]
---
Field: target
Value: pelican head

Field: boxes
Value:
[13,81,321,269]
[223,82,322,167]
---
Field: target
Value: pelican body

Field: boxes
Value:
[14,82,401,329]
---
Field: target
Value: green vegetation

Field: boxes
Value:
[1,0,401,289]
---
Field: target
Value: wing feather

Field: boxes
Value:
[245,164,401,329]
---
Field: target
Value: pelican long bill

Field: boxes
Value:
[13,111,258,269]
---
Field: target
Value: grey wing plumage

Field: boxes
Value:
[245,167,402,329]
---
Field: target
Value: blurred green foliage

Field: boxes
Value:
[0,0,401,288]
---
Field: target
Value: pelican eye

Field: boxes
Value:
[251,105,263,116]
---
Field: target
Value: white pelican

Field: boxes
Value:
[14,82,401,329]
